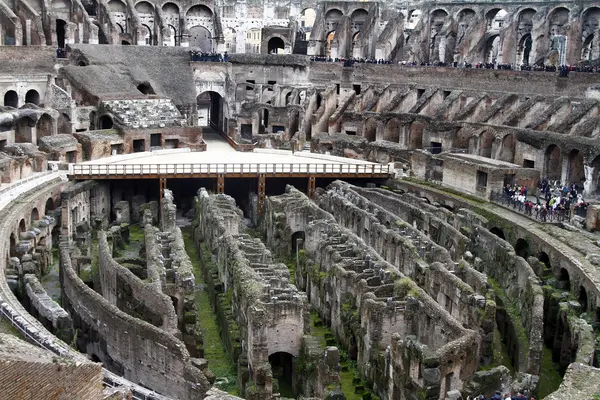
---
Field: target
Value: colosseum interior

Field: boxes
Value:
[2,0,600,399]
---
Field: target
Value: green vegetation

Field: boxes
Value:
[181,227,238,395]
[480,326,513,372]
[128,224,145,243]
[538,347,562,398]
[0,316,22,338]
[488,278,529,350]
[310,311,380,400]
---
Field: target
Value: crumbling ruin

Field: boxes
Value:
[1,0,600,399]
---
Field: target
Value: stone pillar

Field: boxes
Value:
[561,153,569,185]
[584,165,596,197]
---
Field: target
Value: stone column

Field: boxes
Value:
[561,153,569,185]
[584,164,596,197]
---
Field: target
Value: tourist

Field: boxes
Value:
[491,391,502,400]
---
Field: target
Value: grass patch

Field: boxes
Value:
[0,316,22,338]
[538,347,562,398]
[310,310,378,400]
[128,224,145,243]
[480,326,513,372]
[181,226,238,395]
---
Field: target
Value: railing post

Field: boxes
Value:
[257,174,266,216]
[307,175,316,199]
[217,174,225,194]
[159,176,167,208]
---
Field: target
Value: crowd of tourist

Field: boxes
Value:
[465,390,536,400]
[309,56,597,76]
[310,56,394,67]
[189,50,229,62]
[495,179,588,222]
[184,49,597,77]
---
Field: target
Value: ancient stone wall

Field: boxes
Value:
[97,230,179,333]
[153,189,199,354]
[23,273,73,342]
[60,245,210,399]
[195,188,308,397]
[264,185,480,399]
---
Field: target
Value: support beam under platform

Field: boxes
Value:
[257,174,266,215]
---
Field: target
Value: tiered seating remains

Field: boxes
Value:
[102,99,186,129]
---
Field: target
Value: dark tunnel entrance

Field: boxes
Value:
[269,352,294,397]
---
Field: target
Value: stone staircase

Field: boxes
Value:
[102,98,187,129]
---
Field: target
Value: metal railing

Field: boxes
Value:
[70,162,393,176]
[490,191,586,223]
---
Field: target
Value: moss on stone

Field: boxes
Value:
[181,226,239,395]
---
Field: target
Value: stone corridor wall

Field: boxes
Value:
[264,185,480,400]
[98,230,179,333]
[60,245,210,400]
[195,188,308,397]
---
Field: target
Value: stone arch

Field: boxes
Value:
[579,286,588,311]
[514,238,530,259]
[544,144,562,181]
[224,27,235,52]
[108,0,126,13]
[568,149,585,186]
[548,7,570,37]
[485,34,501,63]
[364,118,377,142]
[9,233,17,257]
[408,121,423,149]
[485,8,507,31]
[455,9,476,49]
[538,251,551,268]
[326,30,336,57]
[25,89,40,105]
[490,227,505,240]
[291,231,305,252]
[254,107,269,133]
[517,33,533,66]
[268,36,285,54]
[498,134,516,163]
[98,114,113,130]
[558,267,570,290]
[58,113,71,133]
[36,113,54,138]
[189,25,211,51]
[19,218,26,232]
[269,351,295,394]
[548,7,570,65]
[186,4,212,18]
[45,197,55,214]
[134,0,153,13]
[4,90,18,108]
[15,116,35,143]
[384,118,400,142]
[56,19,67,48]
[582,7,600,61]
[350,8,369,34]
[141,23,153,45]
[137,83,155,94]
[196,91,224,130]
[479,130,494,158]
[406,9,422,30]
[30,207,39,224]
[429,9,449,62]
[299,8,316,41]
